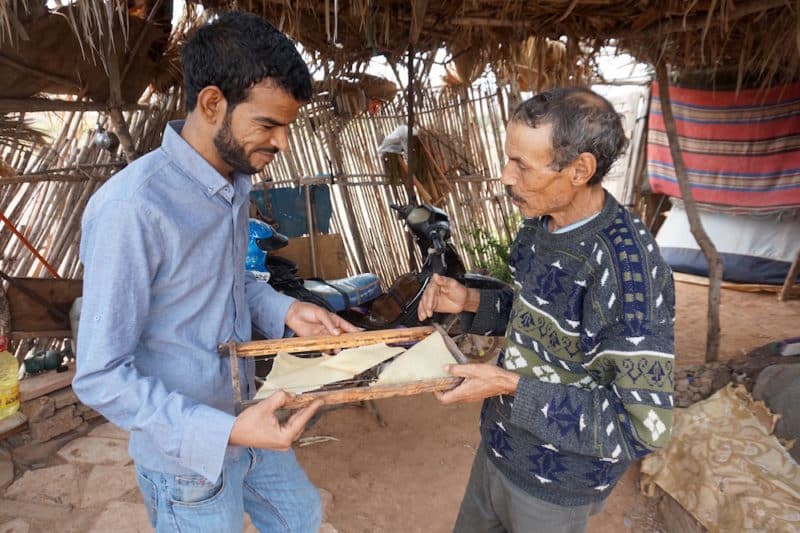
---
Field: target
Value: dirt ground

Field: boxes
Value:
[296,281,800,533]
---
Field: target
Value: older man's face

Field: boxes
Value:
[500,122,579,219]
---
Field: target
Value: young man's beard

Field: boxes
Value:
[213,111,276,175]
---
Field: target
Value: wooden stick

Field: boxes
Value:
[250,377,461,410]
[224,326,434,357]
[655,64,723,362]
[0,99,145,113]
[0,54,83,92]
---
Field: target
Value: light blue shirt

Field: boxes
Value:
[73,121,295,482]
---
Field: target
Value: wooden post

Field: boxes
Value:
[655,63,723,362]
[106,36,139,163]
[778,247,800,301]
[405,44,420,272]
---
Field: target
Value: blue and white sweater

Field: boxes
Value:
[464,191,675,507]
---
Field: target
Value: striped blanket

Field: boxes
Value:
[647,82,800,209]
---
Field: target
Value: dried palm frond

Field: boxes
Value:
[49,0,130,71]
[0,112,49,151]
[0,0,29,44]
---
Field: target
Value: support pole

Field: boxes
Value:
[405,44,419,272]
[655,63,723,362]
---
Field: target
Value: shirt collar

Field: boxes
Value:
[161,120,252,199]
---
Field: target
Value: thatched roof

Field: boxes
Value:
[1,0,797,105]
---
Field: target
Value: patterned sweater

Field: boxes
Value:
[464,191,675,507]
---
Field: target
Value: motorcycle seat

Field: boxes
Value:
[304,274,382,311]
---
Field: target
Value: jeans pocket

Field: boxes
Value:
[135,467,159,528]
[169,472,225,505]
[168,471,237,533]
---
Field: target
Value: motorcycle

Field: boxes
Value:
[246,202,509,331]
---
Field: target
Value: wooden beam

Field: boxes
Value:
[224,326,434,357]
[9,330,73,340]
[0,98,146,113]
[0,54,82,91]
[260,376,461,410]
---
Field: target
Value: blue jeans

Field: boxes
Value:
[135,448,321,532]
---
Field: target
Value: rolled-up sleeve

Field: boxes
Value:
[73,200,236,481]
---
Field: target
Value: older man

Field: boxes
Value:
[419,87,675,533]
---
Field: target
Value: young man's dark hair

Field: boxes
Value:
[181,11,313,110]
[510,87,628,184]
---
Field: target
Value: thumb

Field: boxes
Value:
[283,399,324,436]
[432,273,449,287]
[443,364,471,377]
[258,389,290,412]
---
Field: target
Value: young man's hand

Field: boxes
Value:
[284,301,360,337]
[229,390,322,450]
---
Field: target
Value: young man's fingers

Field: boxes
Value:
[283,399,324,436]
[334,314,361,333]
[259,389,290,412]
[313,309,342,336]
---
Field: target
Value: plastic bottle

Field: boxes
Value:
[0,336,20,420]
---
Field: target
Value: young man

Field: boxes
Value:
[73,12,356,532]
[419,88,675,533]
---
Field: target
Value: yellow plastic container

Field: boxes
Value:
[0,336,20,420]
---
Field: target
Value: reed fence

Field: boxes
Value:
[1,84,515,295]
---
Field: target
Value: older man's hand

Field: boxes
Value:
[434,363,521,404]
[418,274,471,321]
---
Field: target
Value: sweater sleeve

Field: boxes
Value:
[509,257,675,462]
[459,286,515,336]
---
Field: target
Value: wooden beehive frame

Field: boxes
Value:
[219,324,468,412]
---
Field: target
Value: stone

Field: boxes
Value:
[88,501,151,533]
[80,465,138,508]
[57,436,131,466]
[0,518,30,533]
[50,388,79,410]
[87,422,129,441]
[320,487,334,519]
[4,463,80,507]
[753,364,800,463]
[10,424,89,468]
[0,456,14,491]
[20,397,54,423]
[696,377,713,396]
[675,379,690,393]
[76,404,104,421]
[0,497,74,522]
[711,367,733,390]
[28,405,82,443]
[4,433,31,449]
[319,523,338,533]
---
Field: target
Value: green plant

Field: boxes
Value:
[463,224,514,284]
